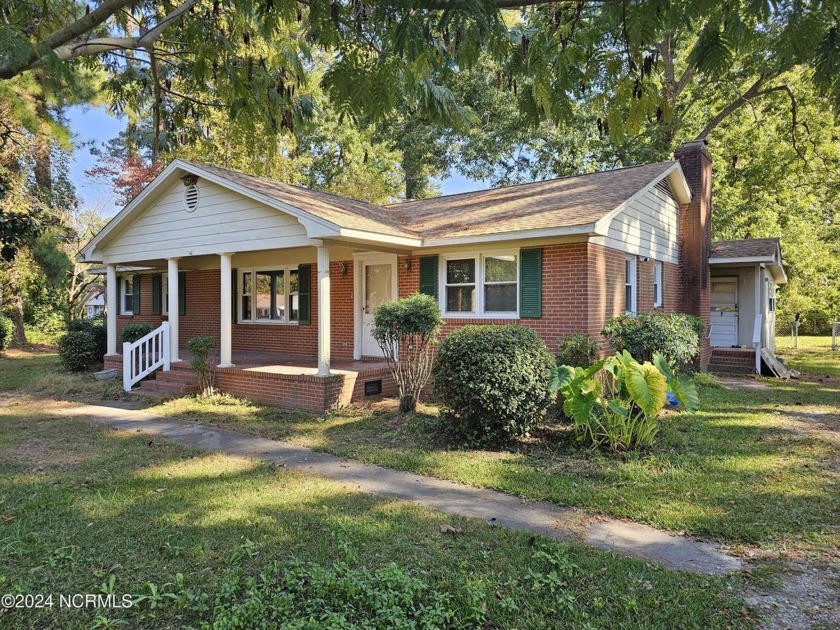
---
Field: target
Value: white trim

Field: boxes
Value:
[238,265,301,325]
[119,276,134,316]
[653,261,663,308]
[438,250,520,319]
[624,256,638,315]
[422,224,597,247]
[353,252,398,360]
[710,256,775,265]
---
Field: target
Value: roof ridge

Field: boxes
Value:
[385,160,677,207]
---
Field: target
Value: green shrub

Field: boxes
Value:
[556,333,601,368]
[57,330,100,372]
[121,323,153,344]
[432,325,555,446]
[192,560,487,629]
[69,319,107,358]
[372,293,443,412]
[0,316,13,351]
[602,311,703,371]
[549,352,699,451]
[187,336,215,397]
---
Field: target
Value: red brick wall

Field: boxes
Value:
[674,141,713,370]
[115,263,357,359]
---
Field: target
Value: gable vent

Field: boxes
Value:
[654,180,676,201]
[183,183,200,212]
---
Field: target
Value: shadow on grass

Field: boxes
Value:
[0,412,753,630]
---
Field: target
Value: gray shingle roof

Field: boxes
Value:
[710,238,781,260]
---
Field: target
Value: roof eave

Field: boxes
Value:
[420,224,598,247]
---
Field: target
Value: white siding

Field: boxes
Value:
[595,186,680,264]
[101,179,314,263]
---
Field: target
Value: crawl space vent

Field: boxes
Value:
[364,380,383,396]
[183,183,200,212]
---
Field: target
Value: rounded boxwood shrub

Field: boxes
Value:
[58,330,99,372]
[602,311,703,372]
[69,319,107,358]
[121,323,153,344]
[0,315,13,351]
[432,325,555,446]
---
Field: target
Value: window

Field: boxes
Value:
[120,276,134,315]
[441,252,518,317]
[624,256,637,314]
[160,273,170,315]
[653,262,663,308]
[239,267,299,323]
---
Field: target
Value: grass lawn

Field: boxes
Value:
[776,335,839,378]
[0,401,752,629]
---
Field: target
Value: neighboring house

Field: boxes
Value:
[79,140,786,411]
[82,288,105,319]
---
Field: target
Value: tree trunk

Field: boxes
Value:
[399,395,417,413]
[10,296,27,345]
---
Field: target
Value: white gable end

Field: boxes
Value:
[593,184,680,264]
[100,178,316,263]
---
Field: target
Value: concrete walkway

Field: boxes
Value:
[53,403,742,576]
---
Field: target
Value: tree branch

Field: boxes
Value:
[695,76,767,140]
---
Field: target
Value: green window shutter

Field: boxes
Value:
[298,264,311,325]
[419,256,438,300]
[132,274,141,315]
[232,268,238,324]
[519,248,542,318]
[178,272,186,316]
[151,274,162,315]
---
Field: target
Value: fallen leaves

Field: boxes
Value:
[439,523,462,534]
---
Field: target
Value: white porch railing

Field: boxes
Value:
[752,313,763,374]
[123,322,170,392]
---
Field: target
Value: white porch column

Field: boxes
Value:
[105,263,118,355]
[218,253,234,368]
[317,245,331,376]
[167,258,181,362]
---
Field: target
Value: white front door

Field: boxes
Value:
[710,277,739,347]
[361,261,395,357]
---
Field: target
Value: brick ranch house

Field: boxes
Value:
[79,140,786,412]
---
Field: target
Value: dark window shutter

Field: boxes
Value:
[419,256,438,300]
[232,268,238,324]
[178,272,186,316]
[132,274,141,315]
[151,274,162,315]
[519,248,542,318]
[298,264,311,325]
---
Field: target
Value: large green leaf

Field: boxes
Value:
[566,391,598,426]
[548,365,576,394]
[624,362,667,416]
[671,374,701,412]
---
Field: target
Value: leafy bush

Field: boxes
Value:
[121,323,153,344]
[556,333,601,368]
[58,330,100,372]
[192,560,487,629]
[550,352,699,451]
[68,319,107,358]
[433,325,555,446]
[602,311,703,371]
[372,293,443,412]
[187,336,215,397]
[0,316,13,351]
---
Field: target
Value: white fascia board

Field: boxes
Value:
[710,256,775,265]
[337,228,422,248]
[420,224,597,247]
[592,162,689,236]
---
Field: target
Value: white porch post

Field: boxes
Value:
[317,245,331,376]
[105,263,118,355]
[218,253,234,368]
[167,257,181,362]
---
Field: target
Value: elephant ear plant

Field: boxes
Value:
[549,351,700,452]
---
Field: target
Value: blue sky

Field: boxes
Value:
[68,105,485,214]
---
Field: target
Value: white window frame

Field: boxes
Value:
[439,250,519,319]
[625,256,638,315]
[120,276,134,316]
[653,261,663,308]
[238,265,300,325]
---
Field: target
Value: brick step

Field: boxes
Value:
[709,364,755,374]
[710,358,754,366]
[139,379,198,395]
[153,370,199,385]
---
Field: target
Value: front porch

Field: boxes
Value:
[105,350,395,412]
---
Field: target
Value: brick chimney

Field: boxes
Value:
[673,140,712,371]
